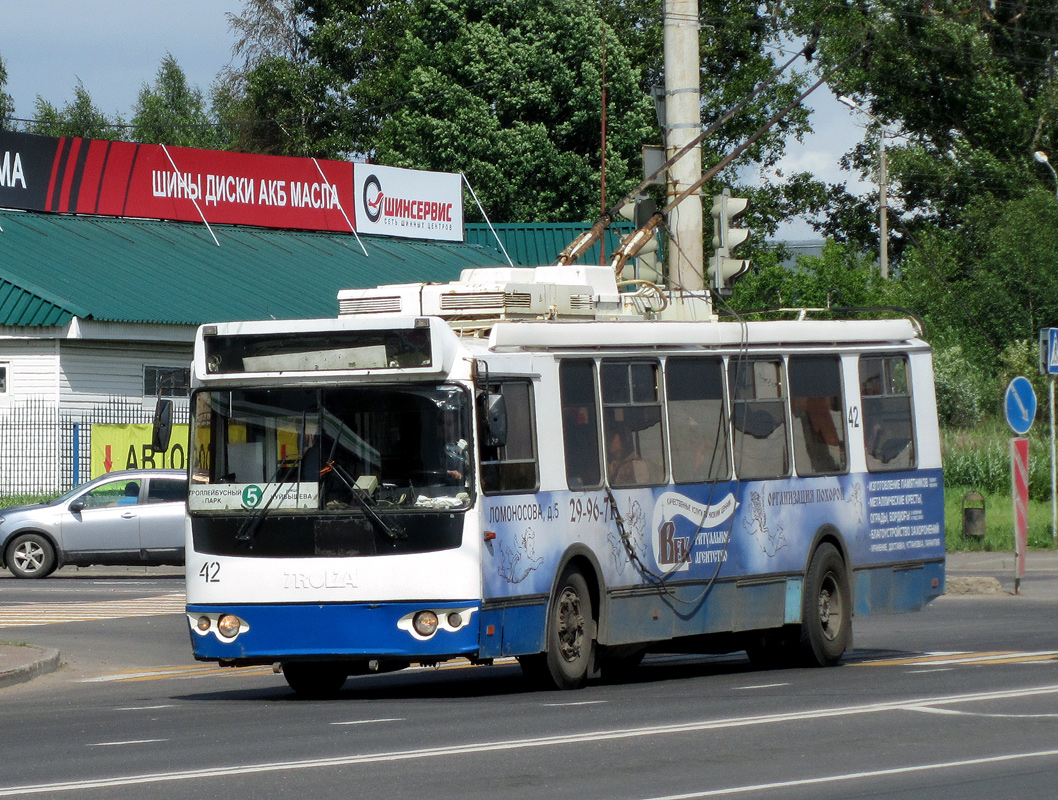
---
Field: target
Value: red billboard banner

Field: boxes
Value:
[0,130,357,233]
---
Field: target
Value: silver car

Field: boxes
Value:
[0,469,187,579]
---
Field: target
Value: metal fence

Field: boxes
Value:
[0,397,190,496]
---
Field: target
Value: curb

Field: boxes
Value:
[0,647,60,689]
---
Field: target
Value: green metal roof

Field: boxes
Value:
[0,210,509,327]
[464,222,634,268]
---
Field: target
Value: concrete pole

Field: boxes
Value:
[878,134,888,279]
[663,0,703,292]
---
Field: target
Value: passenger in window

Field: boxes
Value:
[607,427,650,486]
[117,482,140,505]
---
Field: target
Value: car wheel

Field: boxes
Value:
[7,533,57,579]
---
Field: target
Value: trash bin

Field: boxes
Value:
[962,491,986,541]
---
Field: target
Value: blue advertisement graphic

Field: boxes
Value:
[481,470,944,599]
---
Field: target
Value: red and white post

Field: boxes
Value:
[1011,437,1030,594]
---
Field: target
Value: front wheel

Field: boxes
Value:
[799,543,851,666]
[6,533,57,579]
[541,567,595,690]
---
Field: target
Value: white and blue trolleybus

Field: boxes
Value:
[178,264,944,696]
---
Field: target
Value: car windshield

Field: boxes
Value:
[188,385,472,514]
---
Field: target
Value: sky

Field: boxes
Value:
[0,1,867,239]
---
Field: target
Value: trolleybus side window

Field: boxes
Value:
[560,360,603,489]
[480,380,538,494]
[601,360,665,487]
[729,357,789,480]
[789,355,847,476]
[860,355,916,472]
[666,357,730,483]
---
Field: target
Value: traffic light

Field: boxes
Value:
[707,188,750,295]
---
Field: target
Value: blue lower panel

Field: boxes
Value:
[188,601,481,662]
[854,561,945,616]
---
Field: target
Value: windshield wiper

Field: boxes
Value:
[235,458,300,544]
[323,460,407,540]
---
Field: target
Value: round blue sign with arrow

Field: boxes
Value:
[1005,376,1037,435]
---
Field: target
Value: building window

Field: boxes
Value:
[0,364,8,394]
[145,366,190,398]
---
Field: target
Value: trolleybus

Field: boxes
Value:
[174,264,944,696]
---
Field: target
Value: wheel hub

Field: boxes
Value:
[557,588,584,661]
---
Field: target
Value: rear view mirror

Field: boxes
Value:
[484,393,507,448]
[152,399,173,453]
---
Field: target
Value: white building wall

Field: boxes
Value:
[58,340,193,416]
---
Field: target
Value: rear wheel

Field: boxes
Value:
[281,662,348,698]
[799,543,851,666]
[6,533,57,579]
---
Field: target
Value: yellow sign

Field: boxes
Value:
[90,424,190,479]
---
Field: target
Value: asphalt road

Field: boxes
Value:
[0,557,1055,799]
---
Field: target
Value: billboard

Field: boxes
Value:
[354,163,463,242]
[0,130,464,241]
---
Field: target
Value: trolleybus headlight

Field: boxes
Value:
[413,610,439,637]
[217,614,243,638]
[196,616,212,632]
[447,612,463,628]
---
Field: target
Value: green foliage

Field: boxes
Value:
[730,238,889,311]
[932,345,987,429]
[0,54,13,129]
[131,55,221,149]
[29,81,125,140]
[943,423,1052,502]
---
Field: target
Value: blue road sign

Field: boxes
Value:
[1043,328,1058,376]
[1005,376,1037,435]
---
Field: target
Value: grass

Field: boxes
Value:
[944,486,1057,551]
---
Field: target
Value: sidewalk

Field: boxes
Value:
[1,552,1055,689]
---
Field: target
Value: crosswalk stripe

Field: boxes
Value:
[0,594,185,627]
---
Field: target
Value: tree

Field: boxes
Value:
[0,54,14,130]
[131,54,219,148]
[789,1,1058,233]
[29,81,124,140]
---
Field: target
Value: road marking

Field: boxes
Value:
[114,705,177,711]
[330,718,404,726]
[735,683,789,690]
[2,683,1058,796]
[855,650,1058,667]
[637,748,1058,799]
[86,739,168,748]
[82,665,275,683]
[541,700,608,707]
[0,594,185,628]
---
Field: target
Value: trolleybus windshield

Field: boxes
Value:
[188,384,472,514]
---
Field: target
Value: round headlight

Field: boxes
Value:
[196,616,212,632]
[217,614,242,638]
[413,610,439,637]
[447,612,463,628]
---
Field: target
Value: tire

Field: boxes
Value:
[6,533,57,579]
[799,543,851,666]
[281,662,348,698]
[541,567,596,690]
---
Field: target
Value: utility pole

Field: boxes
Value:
[663,0,703,292]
